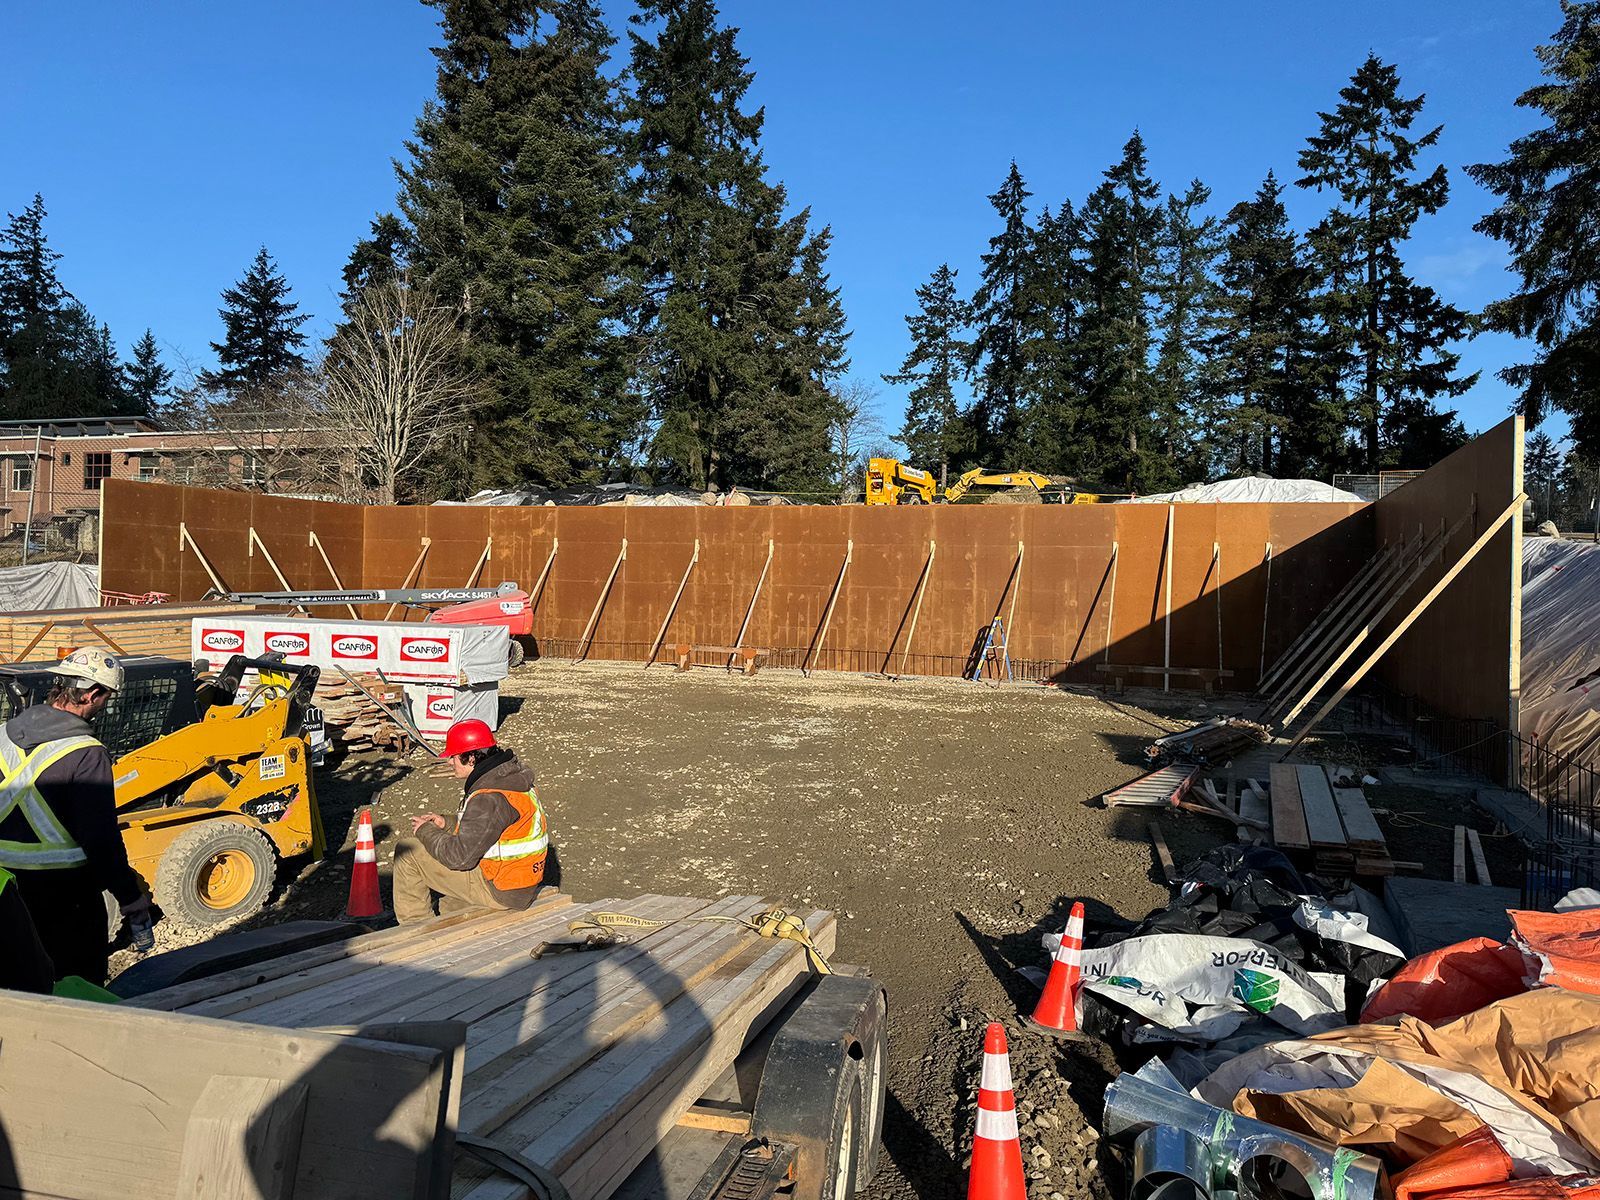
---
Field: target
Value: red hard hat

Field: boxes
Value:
[443,719,497,757]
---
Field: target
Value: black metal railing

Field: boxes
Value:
[1511,731,1600,907]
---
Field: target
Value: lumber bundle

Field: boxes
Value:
[314,671,415,753]
[1267,762,1394,876]
[131,889,837,1200]
[0,601,254,663]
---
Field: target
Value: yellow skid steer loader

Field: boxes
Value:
[115,654,325,928]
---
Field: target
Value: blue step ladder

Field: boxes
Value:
[968,618,1012,683]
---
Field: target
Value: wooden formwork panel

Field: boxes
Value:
[100,481,1375,686]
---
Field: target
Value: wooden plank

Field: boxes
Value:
[458,912,837,1200]
[675,1107,751,1135]
[1256,540,1399,695]
[459,897,766,1129]
[1148,821,1175,885]
[1468,828,1493,886]
[1238,780,1270,841]
[1268,764,1310,849]
[175,1075,309,1200]
[1330,780,1386,850]
[1296,764,1347,847]
[1454,825,1467,884]
[0,991,445,1200]
[160,892,577,1019]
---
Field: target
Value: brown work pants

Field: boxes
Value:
[391,837,512,924]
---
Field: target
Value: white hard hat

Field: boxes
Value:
[48,647,124,693]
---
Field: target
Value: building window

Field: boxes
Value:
[83,451,112,491]
[136,455,159,482]
[12,460,32,492]
[61,452,71,466]
[241,453,265,488]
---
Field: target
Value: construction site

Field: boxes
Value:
[9,413,1600,1200]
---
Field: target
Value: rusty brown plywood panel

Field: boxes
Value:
[101,480,188,598]
[1373,415,1523,731]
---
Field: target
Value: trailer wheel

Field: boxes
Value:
[508,638,527,669]
[155,822,277,929]
[751,974,888,1200]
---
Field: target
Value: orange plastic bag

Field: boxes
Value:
[1361,938,1530,1025]
[1393,1126,1514,1200]
[1510,909,1600,995]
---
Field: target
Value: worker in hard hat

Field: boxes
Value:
[391,718,550,923]
[0,648,152,984]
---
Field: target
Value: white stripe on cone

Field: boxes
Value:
[975,1105,1020,1141]
[980,1050,1013,1094]
[355,846,376,863]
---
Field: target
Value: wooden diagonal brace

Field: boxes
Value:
[179,522,229,596]
[645,539,700,668]
[574,539,627,663]
[803,540,853,677]
[308,530,360,620]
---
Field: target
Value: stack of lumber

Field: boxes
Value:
[0,601,252,663]
[131,890,836,1200]
[314,671,414,753]
[1267,762,1394,876]
[1145,717,1270,766]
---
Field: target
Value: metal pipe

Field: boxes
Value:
[21,424,41,566]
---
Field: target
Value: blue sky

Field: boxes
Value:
[0,1,1567,450]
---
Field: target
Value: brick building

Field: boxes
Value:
[0,416,321,547]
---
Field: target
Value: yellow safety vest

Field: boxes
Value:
[460,787,549,890]
[0,729,101,871]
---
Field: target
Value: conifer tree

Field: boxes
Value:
[1525,430,1563,524]
[349,0,637,490]
[1296,55,1475,470]
[884,263,971,478]
[966,162,1037,464]
[199,247,310,396]
[1208,173,1326,474]
[1016,203,1085,473]
[1468,1,1600,454]
[1074,133,1169,491]
[83,319,129,415]
[122,329,173,415]
[1152,179,1222,478]
[625,0,848,492]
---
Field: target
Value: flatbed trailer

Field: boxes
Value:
[0,891,885,1200]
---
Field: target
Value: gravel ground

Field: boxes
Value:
[104,659,1514,1200]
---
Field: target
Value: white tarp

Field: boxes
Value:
[1520,537,1600,766]
[1125,477,1366,504]
[0,561,99,612]
[190,614,509,685]
[403,681,500,734]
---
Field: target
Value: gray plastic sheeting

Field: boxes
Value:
[1521,538,1600,766]
[0,561,99,613]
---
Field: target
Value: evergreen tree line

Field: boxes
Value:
[0,195,172,421]
[890,56,1479,494]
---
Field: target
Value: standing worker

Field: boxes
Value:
[392,719,549,923]
[0,648,151,985]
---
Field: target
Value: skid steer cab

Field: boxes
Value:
[115,654,326,930]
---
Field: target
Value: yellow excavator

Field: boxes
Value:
[865,457,1105,505]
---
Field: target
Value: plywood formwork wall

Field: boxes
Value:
[1373,414,1524,732]
[102,479,1372,687]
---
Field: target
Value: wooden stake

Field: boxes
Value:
[574,539,627,663]
[1467,828,1492,885]
[1213,542,1223,674]
[308,530,360,619]
[644,539,700,668]
[893,541,936,680]
[1257,542,1272,685]
[463,535,493,588]
[803,540,853,677]
[1281,491,1527,757]
[730,538,774,667]
[178,522,229,596]
[528,538,559,614]
[382,539,431,622]
[1163,506,1174,692]
[1103,542,1119,664]
[1453,825,1467,884]
[249,527,305,615]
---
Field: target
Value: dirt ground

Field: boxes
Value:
[106,660,1522,1200]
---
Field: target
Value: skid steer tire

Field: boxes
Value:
[155,822,277,930]
[508,638,527,669]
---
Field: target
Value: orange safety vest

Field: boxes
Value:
[456,786,548,890]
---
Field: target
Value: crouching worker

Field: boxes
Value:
[392,719,549,924]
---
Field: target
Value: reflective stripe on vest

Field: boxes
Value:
[0,728,101,870]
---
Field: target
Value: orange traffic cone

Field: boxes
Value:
[968,1022,1027,1200]
[345,808,383,918]
[1027,900,1086,1036]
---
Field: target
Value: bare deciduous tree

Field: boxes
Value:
[830,380,886,502]
[317,277,482,504]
